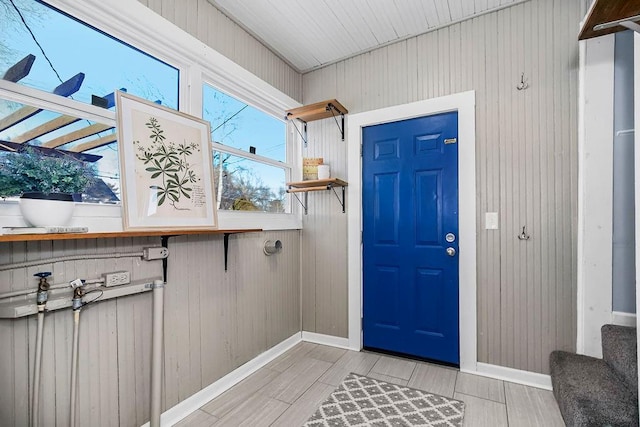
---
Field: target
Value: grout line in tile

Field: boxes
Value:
[455,391,509,407]
[273,396,292,405]
[504,382,512,427]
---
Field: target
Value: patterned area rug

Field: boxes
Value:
[304,373,465,427]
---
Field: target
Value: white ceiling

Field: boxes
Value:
[209,0,528,73]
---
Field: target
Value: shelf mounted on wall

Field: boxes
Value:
[285,99,348,147]
[286,178,348,215]
[578,0,640,40]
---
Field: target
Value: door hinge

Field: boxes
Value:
[360,144,363,157]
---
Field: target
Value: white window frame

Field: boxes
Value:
[0,0,303,231]
[201,79,297,221]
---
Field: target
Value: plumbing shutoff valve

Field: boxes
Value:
[34,272,51,291]
[34,272,51,306]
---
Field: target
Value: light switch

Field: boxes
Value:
[485,212,499,230]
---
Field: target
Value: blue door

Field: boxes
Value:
[362,112,459,365]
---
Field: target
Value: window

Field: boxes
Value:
[0,94,119,203]
[0,0,180,205]
[1,0,179,108]
[203,84,290,213]
[1,0,300,229]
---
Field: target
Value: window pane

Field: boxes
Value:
[203,84,285,161]
[0,97,120,203]
[1,0,178,108]
[213,152,286,212]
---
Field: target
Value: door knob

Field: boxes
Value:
[446,247,456,257]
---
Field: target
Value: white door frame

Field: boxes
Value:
[633,32,640,412]
[346,91,477,372]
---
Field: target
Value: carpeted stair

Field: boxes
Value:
[550,324,638,427]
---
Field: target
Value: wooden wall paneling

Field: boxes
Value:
[496,5,513,370]
[523,0,538,374]
[223,234,240,371]
[186,236,204,393]
[300,118,348,338]
[537,0,553,369]
[163,235,180,409]
[196,0,209,44]
[302,0,583,374]
[137,0,302,102]
[263,231,300,348]
[1,230,300,425]
[406,38,419,104]
[2,242,28,425]
[133,295,153,427]
[146,0,161,15]
[164,235,189,405]
[90,239,121,427]
[234,232,266,366]
[195,236,220,387]
[301,216,318,333]
[483,10,502,367]
[133,263,153,427]
[185,0,199,39]
[160,0,176,28]
[115,290,135,424]
[175,235,196,403]
[0,244,13,423]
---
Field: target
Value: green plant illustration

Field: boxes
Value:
[133,117,200,210]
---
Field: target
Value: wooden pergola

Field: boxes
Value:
[0,54,118,159]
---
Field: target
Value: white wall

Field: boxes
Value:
[577,35,615,357]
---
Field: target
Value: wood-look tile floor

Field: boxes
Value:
[175,342,565,427]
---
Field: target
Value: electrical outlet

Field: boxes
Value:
[103,271,131,287]
[143,246,169,261]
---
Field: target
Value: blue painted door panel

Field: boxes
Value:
[362,112,459,365]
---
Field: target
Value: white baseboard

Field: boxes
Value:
[146,331,558,426]
[612,311,637,327]
[142,332,302,427]
[301,331,353,350]
[301,333,554,391]
[464,362,552,391]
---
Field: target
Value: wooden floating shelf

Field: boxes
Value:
[0,229,262,243]
[579,0,640,40]
[286,178,348,191]
[285,99,348,122]
[286,178,348,214]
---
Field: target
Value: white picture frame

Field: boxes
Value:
[116,91,218,230]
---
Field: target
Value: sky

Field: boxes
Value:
[0,0,287,202]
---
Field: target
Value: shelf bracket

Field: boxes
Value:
[331,185,346,213]
[287,114,308,148]
[160,235,171,283]
[290,191,308,215]
[327,103,345,141]
[223,233,230,271]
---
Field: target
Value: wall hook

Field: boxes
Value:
[516,72,529,90]
[517,226,530,241]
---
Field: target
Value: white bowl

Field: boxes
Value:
[19,198,76,227]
